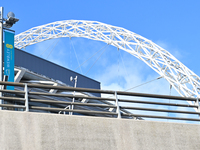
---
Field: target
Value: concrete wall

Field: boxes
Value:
[0,110,200,150]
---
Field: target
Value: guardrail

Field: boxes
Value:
[0,81,199,123]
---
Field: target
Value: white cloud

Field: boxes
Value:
[95,50,175,95]
[155,40,183,60]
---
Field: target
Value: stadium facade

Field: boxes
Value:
[14,47,101,96]
[3,47,105,114]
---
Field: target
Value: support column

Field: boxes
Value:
[115,91,121,119]
[195,98,200,119]
[0,7,3,109]
[24,83,29,112]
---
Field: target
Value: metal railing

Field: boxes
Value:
[0,81,199,123]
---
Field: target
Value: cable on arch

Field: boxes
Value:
[14,20,200,102]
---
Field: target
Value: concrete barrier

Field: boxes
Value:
[0,110,200,150]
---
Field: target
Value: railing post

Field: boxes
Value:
[0,82,2,110]
[0,7,3,111]
[115,91,121,119]
[24,83,29,112]
[196,98,200,119]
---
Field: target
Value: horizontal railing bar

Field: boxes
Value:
[29,91,198,108]
[0,81,197,101]
[0,104,26,108]
[0,89,25,94]
[117,91,196,101]
[29,92,116,101]
[30,99,117,108]
[0,81,115,94]
[30,106,118,115]
[120,106,200,114]
[29,89,196,102]
[122,113,200,121]
[29,92,198,108]
[118,99,198,108]
[29,91,197,104]
[28,87,197,101]
[0,81,25,87]
[27,83,115,94]
[0,96,25,102]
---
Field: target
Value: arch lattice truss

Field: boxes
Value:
[14,20,200,99]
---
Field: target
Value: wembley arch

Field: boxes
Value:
[14,20,200,101]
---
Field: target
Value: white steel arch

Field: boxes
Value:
[14,20,200,100]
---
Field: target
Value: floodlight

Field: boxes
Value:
[3,12,19,28]
[7,12,15,18]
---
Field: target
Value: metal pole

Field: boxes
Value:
[115,91,121,119]
[195,98,200,120]
[0,7,3,110]
[70,76,78,115]
[24,83,29,112]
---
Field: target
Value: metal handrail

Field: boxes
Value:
[29,99,117,108]
[0,81,196,100]
[30,106,118,116]
[0,81,199,123]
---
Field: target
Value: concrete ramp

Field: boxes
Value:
[0,111,200,150]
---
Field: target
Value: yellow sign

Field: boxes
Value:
[6,44,13,49]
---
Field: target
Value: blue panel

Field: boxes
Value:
[4,31,15,90]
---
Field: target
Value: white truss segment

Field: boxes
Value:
[14,20,200,100]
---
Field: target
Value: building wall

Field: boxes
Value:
[15,48,101,96]
[1,110,200,150]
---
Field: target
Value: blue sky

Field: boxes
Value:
[1,0,200,93]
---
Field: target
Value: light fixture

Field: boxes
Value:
[7,12,15,18]
[3,11,19,28]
